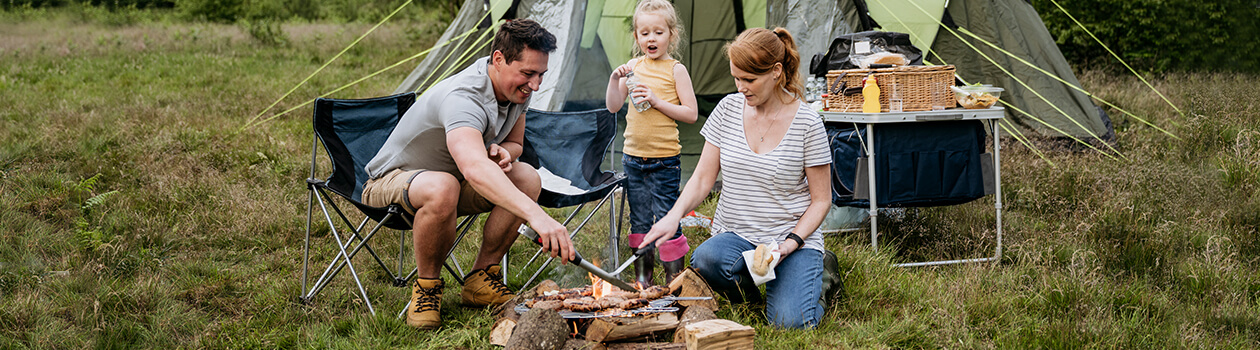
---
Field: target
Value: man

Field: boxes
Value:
[362,19,575,330]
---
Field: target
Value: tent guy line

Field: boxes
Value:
[246,0,419,129]
[879,0,1124,160]
[1046,0,1185,119]
[239,16,496,133]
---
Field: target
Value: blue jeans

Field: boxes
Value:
[623,155,682,239]
[691,232,825,329]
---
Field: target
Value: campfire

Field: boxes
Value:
[491,268,755,349]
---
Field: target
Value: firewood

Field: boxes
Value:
[585,312,679,343]
[672,306,717,343]
[562,339,606,350]
[604,343,687,350]
[494,282,541,322]
[506,308,569,350]
[682,319,754,350]
[666,268,718,310]
[490,318,516,347]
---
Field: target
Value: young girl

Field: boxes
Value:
[605,0,699,287]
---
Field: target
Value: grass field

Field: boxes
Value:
[2,10,1259,349]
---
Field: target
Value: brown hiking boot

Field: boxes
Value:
[460,265,515,307]
[406,278,443,329]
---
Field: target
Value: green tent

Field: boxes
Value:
[395,0,1114,154]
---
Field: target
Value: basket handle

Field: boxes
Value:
[829,72,848,95]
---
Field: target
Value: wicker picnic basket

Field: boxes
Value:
[824,65,956,113]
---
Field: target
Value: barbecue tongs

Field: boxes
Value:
[518,225,653,291]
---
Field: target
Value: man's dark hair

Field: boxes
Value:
[492,19,558,64]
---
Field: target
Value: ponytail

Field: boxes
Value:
[773,28,803,102]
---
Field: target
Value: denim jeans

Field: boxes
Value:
[691,232,824,329]
[623,154,682,239]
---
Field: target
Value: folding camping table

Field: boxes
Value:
[822,107,1005,267]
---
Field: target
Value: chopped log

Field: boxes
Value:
[562,339,607,350]
[493,283,540,322]
[666,268,718,310]
[672,306,717,343]
[585,312,679,343]
[490,318,517,347]
[682,319,754,350]
[604,343,687,350]
[506,308,568,350]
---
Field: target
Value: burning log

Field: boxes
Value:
[506,308,569,350]
[681,319,754,350]
[585,312,679,343]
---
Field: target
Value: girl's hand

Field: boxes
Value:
[612,64,633,79]
[630,85,655,109]
[639,216,682,249]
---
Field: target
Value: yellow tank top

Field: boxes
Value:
[623,57,682,158]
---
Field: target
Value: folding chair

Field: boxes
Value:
[301,92,482,315]
[514,108,627,288]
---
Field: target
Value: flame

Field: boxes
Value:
[588,272,605,299]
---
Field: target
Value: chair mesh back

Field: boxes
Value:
[313,92,417,202]
[519,108,617,190]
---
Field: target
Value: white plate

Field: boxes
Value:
[741,243,781,286]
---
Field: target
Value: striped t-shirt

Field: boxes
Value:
[700,93,831,252]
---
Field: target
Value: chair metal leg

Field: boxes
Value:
[311,191,375,315]
[301,187,315,304]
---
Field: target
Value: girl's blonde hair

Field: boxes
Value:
[725,27,804,102]
[631,0,684,58]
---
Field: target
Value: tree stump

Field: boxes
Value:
[506,308,569,350]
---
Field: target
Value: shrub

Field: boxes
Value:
[1032,0,1260,73]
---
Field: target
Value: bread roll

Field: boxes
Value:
[752,244,771,276]
[873,54,908,66]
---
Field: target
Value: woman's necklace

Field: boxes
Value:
[756,103,790,143]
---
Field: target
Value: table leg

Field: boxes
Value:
[867,123,878,249]
[992,120,1003,260]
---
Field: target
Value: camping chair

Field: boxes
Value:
[513,108,627,289]
[300,92,482,315]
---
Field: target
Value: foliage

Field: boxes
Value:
[1031,0,1260,73]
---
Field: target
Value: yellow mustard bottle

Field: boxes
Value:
[862,75,882,113]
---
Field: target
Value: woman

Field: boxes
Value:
[637,27,832,329]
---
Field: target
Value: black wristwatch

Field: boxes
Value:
[785,232,805,247]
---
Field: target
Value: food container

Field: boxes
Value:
[825,65,955,113]
[952,85,1004,109]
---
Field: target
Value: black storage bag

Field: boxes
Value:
[809,31,924,78]
[827,120,991,208]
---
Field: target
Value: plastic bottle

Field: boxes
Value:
[862,75,882,113]
[807,77,819,102]
[625,71,651,112]
[819,93,830,111]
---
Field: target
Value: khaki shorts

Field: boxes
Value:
[362,169,495,216]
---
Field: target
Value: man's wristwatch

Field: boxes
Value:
[785,232,805,247]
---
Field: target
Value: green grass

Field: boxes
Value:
[2,10,1260,349]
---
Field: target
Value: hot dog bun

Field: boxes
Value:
[752,244,771,276]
